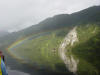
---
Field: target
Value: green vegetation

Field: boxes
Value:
[0,6,100,75]
[9,28,71,72]
[1,6,100,48]
[68,24,100,75]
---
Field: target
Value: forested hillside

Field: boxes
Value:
[0,6,100,75]
[67,24,100,75]
[0,6,100,46]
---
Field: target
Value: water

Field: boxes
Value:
[4,50,70,75]
[7,67,30,75]
[2,31,74,75]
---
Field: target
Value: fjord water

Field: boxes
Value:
[4,48,73,75]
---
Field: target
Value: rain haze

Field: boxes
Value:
[0,0,100,32]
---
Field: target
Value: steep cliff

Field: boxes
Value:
[59,27,79,75]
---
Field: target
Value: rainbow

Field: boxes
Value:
[5,28,67,63]
[6,37,28,63]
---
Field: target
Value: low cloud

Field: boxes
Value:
[0,0,100,32]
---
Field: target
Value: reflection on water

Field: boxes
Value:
[5,31,74,75]
[7,67,30,75]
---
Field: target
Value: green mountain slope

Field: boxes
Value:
[15,6,100,37]
[0,6,100,48]
[67,24,100,75]
[0,6,100,75]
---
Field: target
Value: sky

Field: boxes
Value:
[0,0,100,32]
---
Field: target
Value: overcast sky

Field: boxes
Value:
[0,0,100,32]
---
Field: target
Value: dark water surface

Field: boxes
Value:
[3,49,73,75]
[1,32,73,75]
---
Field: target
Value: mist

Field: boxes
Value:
[0,0,100,32]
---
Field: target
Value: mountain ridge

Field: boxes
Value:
[0,5,100,49]
[19,5,100,36]
[0,5,100,75]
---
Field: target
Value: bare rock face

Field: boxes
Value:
[59,27,79,75]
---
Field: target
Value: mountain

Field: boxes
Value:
[0,31,9,37]
[16,6,100,37]
[0,6,100,75]
[0,5,100,51]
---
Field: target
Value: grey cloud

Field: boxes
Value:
[0,0,100,32]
